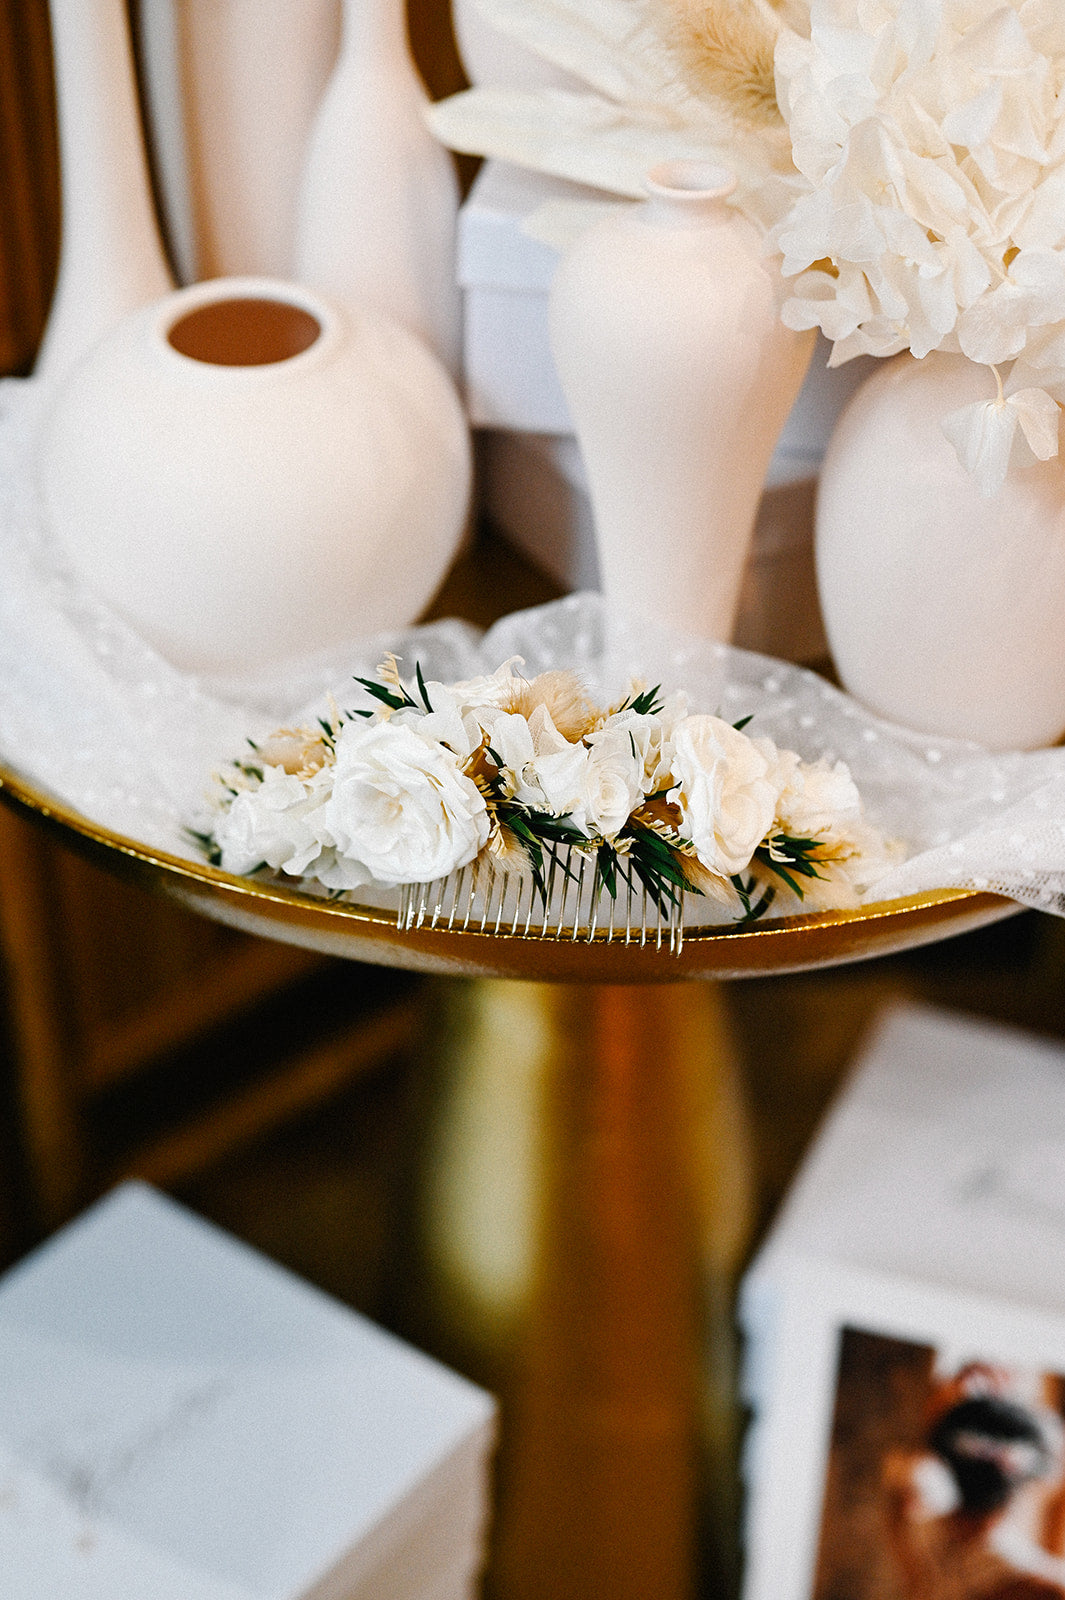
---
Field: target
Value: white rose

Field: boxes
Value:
[215,764,333,878]
[580,722,647,837]
[323,717,489,886]
[600,697,688,795]
[668,715,780,876]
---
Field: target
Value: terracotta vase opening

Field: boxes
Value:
[166,295,322,367]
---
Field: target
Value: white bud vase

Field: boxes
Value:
[548,161,815,644]
[817,352,1065,751]
[37,279,471,678]
[138,0,342,283]
[293,0,462,377]
[35,0,173,385]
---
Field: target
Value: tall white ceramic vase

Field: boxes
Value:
[293,0,462,376]
[138,0,342,283]
[548,162,815,645]
[817,352,1065,751]
[35,0,173,386]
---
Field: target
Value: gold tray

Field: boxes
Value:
[0,760,1019,984]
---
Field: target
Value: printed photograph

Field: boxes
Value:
[813,1327,1065,1600]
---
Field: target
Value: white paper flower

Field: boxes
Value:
[426,0,795,204]
[667,714,780,876]
[322,718,489,887]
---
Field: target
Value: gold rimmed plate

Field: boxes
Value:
[0,760,1019,984]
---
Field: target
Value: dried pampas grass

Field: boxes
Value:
[656,0,786,129]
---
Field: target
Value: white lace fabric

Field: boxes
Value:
[3,375,1064,927]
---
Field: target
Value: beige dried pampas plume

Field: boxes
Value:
[656,0,786,128]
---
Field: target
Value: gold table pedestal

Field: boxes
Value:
[490,983,707,1600]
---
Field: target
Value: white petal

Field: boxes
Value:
[1007,386,1061,460]
[428,88,769,200]
[940,396,1018,497]
[464,0,679,104]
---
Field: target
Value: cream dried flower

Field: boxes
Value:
[661,0,784,129]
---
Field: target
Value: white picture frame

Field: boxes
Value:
[743,1254,1065,1600]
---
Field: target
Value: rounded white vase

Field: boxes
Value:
[37,278,471,678]
[548,161,815,645]
[293,0,462,377]
[35,0,173,386]
[817,352,1065,751]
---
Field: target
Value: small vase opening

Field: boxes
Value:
[644,160,737,204]
[166,296,322,367]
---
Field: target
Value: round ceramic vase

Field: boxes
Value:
[293,0,462,376]
[548,161,815,644]
[37,278,471,677]
[816,352,1065,751]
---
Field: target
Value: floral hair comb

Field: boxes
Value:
[197,655,896,953]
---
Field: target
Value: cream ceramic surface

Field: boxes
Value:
[35,0,173,386]
[139,0,342,283]
[293,0,462,376]
[548,161,815,645]
[37,278,471,678]
[817,353,1065,751]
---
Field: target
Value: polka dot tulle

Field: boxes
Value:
[4,377,1065,922]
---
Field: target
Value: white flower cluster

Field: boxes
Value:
[428,0,1065,494]
[208,658,893,918]
[772,0,1065,492]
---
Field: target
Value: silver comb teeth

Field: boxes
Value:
[397,842,685,953]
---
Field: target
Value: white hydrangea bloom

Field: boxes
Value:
[755,741,901,908]
[762,744,863,838]
[941,377,1061,495]
[214,763,341,882]
[603,694,689,796]
[771,0,1065,475]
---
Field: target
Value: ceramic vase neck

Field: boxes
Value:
[642,160,739,228]
[338,0,410,65]
[36,0,172,382]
